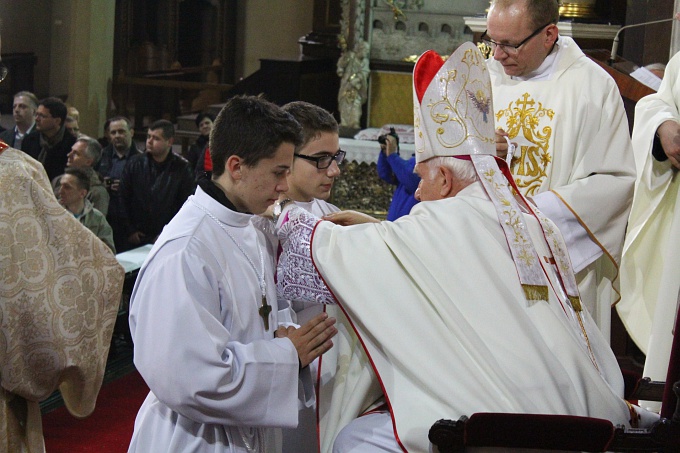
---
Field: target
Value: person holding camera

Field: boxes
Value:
[97,116,142,252]
[377,128,420,220]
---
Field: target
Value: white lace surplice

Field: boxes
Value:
[277,207,335,305]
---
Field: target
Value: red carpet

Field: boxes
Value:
[43,370,149,453]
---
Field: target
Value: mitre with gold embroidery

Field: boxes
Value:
[413,42,495,163]
[411,43,582,311]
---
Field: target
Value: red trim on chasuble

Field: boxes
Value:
[309,220,407,452]
[0,141,8,154]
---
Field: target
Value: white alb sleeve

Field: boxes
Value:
[532,191,602,273]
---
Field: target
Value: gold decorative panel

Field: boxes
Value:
[368,71,414,127]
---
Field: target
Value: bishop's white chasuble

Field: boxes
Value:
[277,183,636,452]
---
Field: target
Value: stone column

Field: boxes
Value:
[52,0,115,139]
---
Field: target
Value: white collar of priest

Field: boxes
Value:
[513,35,562,82]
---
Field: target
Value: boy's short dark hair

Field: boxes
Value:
[281,101,338,152]
[210,95,302,177]
[149,119,175,140]
[64,166,91,193]
[40,97,68,124]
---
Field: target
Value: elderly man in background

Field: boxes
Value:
[271,43,654,452]
[52,135,109,215]
[485,0,635,337]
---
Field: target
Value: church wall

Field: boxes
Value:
[50,0,72,100]
[239,0,315,78]
[66,1,115,139]
[0,0,52,99]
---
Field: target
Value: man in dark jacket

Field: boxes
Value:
[31,97,76,181]
[97,116,142,252]
[0,91,40,151]
[119,119,195,251]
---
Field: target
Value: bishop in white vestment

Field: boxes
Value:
[273,43,651,452]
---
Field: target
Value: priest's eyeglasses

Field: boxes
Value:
[480,21,553,56]
[294,150,346,169]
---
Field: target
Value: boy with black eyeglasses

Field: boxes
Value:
[275,101,375,453]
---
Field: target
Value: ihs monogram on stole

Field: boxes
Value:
[495,92,554,196]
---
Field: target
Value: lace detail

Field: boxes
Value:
[276,207,335,305]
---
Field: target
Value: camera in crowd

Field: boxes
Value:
[377,127,400,150]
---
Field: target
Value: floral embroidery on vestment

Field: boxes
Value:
[495,92,554,195]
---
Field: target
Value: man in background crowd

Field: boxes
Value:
[52,136,109,215]
[119,119,195,250]
[65,115,81,137]
[58,166,115,252]
[32,96,77,181]
[97,116,141,252]
[186,111,215,177]
[0,90,39,150]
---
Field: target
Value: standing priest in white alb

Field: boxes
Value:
[270,42,655,453]
[485,0,636,337]
[618,50,680,412]
[127,95,337,453]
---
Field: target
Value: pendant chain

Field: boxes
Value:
[191,200,266,299]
